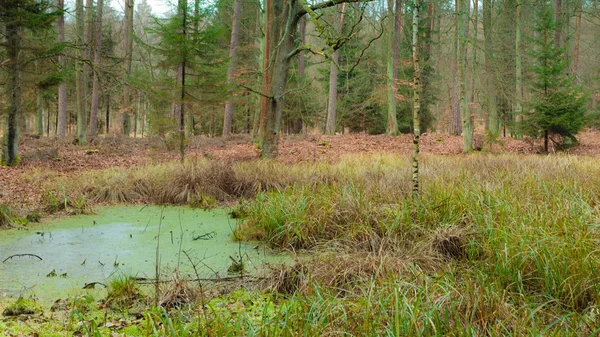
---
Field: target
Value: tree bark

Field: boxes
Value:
[483,0,498,135]
[2,23,21,166]
[90,0,103,137]
[412,0,421,197]
[259,0,368,158]
[223,0,242,136]
[325,4,346,135]
[123,0,134,136]
[573,0,581,73]
[470,0,478,103]
[515,0,523,137]
[36,89,44,137]
[386,0,398,135]
[76,0,87,144]
[57,0,67,138]
[555,0,562,47]
[450,0,462,136]
[459,0,472,151]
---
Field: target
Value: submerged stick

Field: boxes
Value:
[2,254,43,263]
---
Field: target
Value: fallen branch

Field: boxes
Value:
[83,282,107,289]
[3,254,43,263]
[132,275,265,285]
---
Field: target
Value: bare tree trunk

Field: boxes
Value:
[179,0,188,163]
[412,0,421,197]
[252,0,265,138]
[123,0,134,136]
[483,0,498,135]
[515,0,523,137]
[57,0,67,138]
[470,0,478,103]
[386,0,398,135]
[325,4,346,135]
[76,0,87,144]
[36,89,44,137]
[223,0,242,136]
[292,15,307,134]
[90,0,103,137]
[450,0,462,135]
[459,0,472,151]
[573,0,581,73]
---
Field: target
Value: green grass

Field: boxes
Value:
[14,153,600,335]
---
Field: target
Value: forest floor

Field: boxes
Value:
[1,130,599,211]
[1,133,600,336]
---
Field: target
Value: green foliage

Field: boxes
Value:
[524,2,587,147]
[2,296,43,316]
[0,205,13,227]
[105,274,142,308]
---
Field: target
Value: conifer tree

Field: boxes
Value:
[524,1,587,152]
[1,0,58,166]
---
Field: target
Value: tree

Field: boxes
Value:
[458,0,472,152]
[1,0,58,165]
[90,0,104,137]
[524,1,587,152]
[325,4,346,135]
[222,0,242,136]
[258,0,372,158]
[56,0,67,138]
[412,0,421,196]
[76,0,87,144]
[514,0,523,137]
[483,0,498,135]
[386,0,399,135]
[122,0,134,136]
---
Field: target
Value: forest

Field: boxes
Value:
[0,0,600,335]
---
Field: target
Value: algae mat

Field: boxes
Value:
[0,206,276,307]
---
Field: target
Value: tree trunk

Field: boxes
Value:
[450,0,462,136]
[223,0,242,136]
[483,0,498,135]
[2,23,21,166]
[515,0,523,137]
[459,0,472,152]
[470,0,478,103]
[386,0,398,135]
[36,89,44,137]
[325,4,346,135]
[252,0,265,138]
[57,0,67,138]
[76,0,87,144]
[90,0,103,137]
[123,0,134,136]
[179,0,188,163]
[573,0,581,73]
[412,0,421,197]
[292,15,307,134]
[258,0,295,157]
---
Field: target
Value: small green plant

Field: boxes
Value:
[0,205,13,227]
[105,274,142,308]
[25,211,42,223]
[2,296,42,316]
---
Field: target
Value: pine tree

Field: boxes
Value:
[1,0,59,166]
[525,1,587,152]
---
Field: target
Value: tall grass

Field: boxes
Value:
[33,153,600,334]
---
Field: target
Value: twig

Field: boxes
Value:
[132,275,265,285]
[82,282,107,289]
[3,254,43,263]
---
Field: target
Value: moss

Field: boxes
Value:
[2,297,43,316]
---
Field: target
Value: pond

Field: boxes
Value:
[0,206,280,308]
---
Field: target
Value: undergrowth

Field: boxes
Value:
[15,153,600,335]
